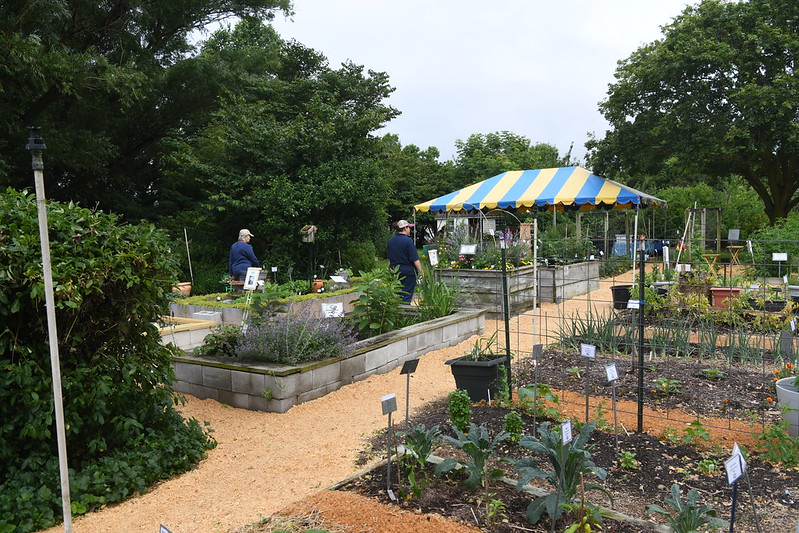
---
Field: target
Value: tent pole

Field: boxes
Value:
[634,206,646,433]
[533,210,539,349]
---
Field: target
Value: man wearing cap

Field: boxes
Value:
[387,220,423,303]
[229,229,259,281]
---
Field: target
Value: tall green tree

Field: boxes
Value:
[589,0,799,224]
[165,20,399,279]
[454,131,576,187]
[0,1,291,218]
[376,134,459,221]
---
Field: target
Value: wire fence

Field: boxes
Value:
[472,247,799,442]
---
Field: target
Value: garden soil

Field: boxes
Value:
[42,268,767,533]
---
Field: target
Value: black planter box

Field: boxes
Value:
[446,356,508,402]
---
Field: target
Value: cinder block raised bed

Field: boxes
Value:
[171,308,486,413]
[434,261,599,313]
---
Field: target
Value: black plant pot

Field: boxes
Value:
[610,285,632,310]
[446,355,508,402]
[747,298,787,312]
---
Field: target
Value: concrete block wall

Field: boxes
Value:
[171,308,485,413]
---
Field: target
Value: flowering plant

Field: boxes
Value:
[195,305,357,364]
[773,362,799,389]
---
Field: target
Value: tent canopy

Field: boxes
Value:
[414,166,666,214]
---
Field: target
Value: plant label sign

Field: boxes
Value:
[561,419,573,445]
[580,343,596,359]
[321,302,344,318]
[773,252,788,262]
[243,267,261,291]
[605,363,619,382]
[627,299,641,309]
[428,249,439,266]
[381,393,397,415]
[725,454,743,485]
[725,442,746,485]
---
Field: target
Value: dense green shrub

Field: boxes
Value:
[344,241,378,273]
[0,189,215,531]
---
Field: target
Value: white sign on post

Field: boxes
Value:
[627,299,641,310]
[605,363,619,382]
[580,343,596,359]
[773,252,788,262]
[243,267,261,291]
[561,419,573,445]
[725,455,743,485]
[725,442,746,485]
[428,249,439,266]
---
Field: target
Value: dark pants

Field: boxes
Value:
[233,271,247,282]
[398,270,417,303]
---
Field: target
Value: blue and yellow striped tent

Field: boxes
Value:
[414,166,666,213]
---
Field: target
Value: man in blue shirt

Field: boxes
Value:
[229,229,259,281]
[387,220,423,303]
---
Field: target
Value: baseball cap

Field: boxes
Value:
[239,229,254,239]
[396,220,414,229]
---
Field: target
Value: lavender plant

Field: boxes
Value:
[236,307,357,364]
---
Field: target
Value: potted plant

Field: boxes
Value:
[775,375,799,437]
[445,331,507,402]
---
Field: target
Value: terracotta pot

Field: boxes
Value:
[709,286,742,308]
[311,279,324,292]
[174,282,192,296]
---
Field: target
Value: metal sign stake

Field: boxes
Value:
[381,394,398,501]
[400,359,419,440]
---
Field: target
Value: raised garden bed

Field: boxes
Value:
[171,309,486,413]
[170,291,361,324]
[433,261,600,314]
[158,316,220,351]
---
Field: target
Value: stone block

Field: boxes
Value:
[312,361,342,390]
[232,371,266,396]
[203,366,232,391]
[217,389,250,410]
[173,361,203,384]
[341,354,367,382]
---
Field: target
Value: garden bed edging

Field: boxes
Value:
[170,291,361,325]
[171,308,486,413]
[434,261,599,314]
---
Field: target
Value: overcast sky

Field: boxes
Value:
[269,1,694,164]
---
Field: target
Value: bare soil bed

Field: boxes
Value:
[339,393,797,532]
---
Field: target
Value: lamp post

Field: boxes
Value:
[27,127,73,532]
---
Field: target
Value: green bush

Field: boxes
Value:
[0,189,215,531]
[344,241,378,273]
[447,389,472,432]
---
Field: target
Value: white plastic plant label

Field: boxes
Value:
[561,419,573,445]
[605,363,619,382]
[580,343,596,358]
